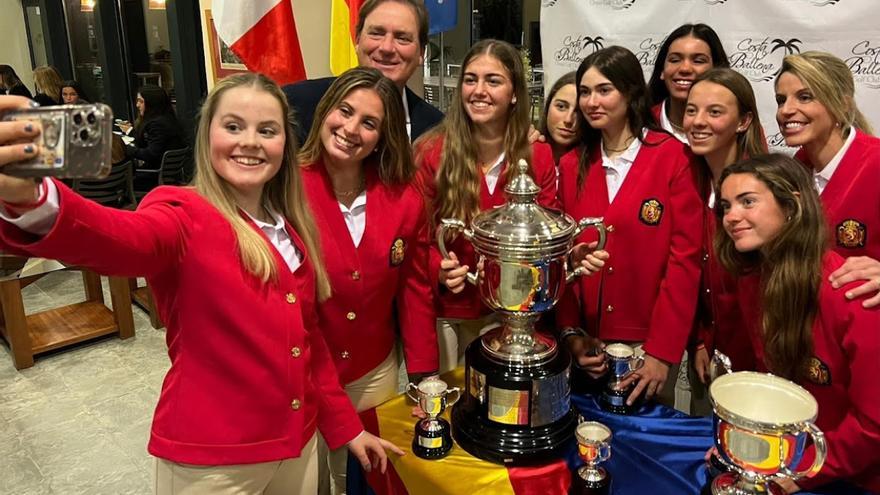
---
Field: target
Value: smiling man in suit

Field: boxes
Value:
[284,0,443,144]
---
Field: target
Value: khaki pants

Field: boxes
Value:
[154,434,318,495]
[319,348,400,495]
[437,315,501,374]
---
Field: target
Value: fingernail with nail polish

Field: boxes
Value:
[24,123,34,133]
[29,101,41,108]
[24,144,35,154]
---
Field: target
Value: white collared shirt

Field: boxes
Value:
[402,90,412,141]
[483,153,507,195]
[659,99,689,145]
[814,129,856,194]
[240,208,302,272]
[601,135,642,203]
[339,190,367,247]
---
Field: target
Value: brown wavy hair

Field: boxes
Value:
[193,73,331,300]
[298,67,414,185]
[417,39,532,226]
[714,154,826,380]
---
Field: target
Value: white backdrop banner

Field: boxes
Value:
[540,0,880,149]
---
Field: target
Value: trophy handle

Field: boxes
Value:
[565,218,607,283]
[708,350,733,383]
[597,444,612,463]
[406,383,420,403]
[446,387,461,407]
[780,422,826,480]
[437,219,478,285]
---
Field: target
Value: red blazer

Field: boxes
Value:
[650,102,662,123]
[694,207,755,371]
[739,253,880,492]
[556,131,703,364]
[795,130,880,260]
[0,182,363,465]
[416,136,559,319]
[301,160,437,384]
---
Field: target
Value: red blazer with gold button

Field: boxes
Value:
[556,131,703,364]
[0,182,364,465]
[738,253,880,492]
[795,130,880,260]
[415,136,559,320]
[301,159,437,384]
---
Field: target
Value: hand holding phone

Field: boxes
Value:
[0,95,46,204]
[2,101,113,179]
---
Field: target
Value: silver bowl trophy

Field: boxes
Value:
[601,343,645,414]
[437,159,606,465]
[709,372,827,495]
[573,421,613,495]
[406,378,461,459]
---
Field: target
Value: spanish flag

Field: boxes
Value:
[329,0,364,75]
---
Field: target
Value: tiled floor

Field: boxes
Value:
[0,271,169,495]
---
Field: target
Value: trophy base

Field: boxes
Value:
[710,472,786,495]
[451,332,577,465]
[570,467,611,495]
[412,417,453,460]
[600,383,639,415]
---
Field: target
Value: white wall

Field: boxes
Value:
[0,0,35,92]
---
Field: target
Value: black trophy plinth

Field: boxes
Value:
[412,417,454,459]
[451,330,577,465]
[570,467,612,495]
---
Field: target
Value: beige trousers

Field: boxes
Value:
[437,315,501,374]
[154,434,318,495]
[318,348,400,495]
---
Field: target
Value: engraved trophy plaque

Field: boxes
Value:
[573,421,613,495]
[406,378,460,459]
[709,372,826,495]
[437,159,606,465]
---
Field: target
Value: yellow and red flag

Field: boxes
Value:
[329,0,364,75]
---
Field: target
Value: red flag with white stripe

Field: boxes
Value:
[213,0,306,85]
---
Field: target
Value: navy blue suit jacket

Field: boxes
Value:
[283,77,443,146]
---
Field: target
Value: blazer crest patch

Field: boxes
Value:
[638,198,664,226]
[390,238,406,266]
[836,219,866,249]
[806,356,831,386]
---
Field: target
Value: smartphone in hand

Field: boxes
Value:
[2,103,113,179]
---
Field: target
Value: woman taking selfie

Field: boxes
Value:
[557,46,703,408]
[681,68,767,393]
[415,39,557,373]
[775,51,880,308]
[716,154,880,493]
[298,67,436,494]
[0,75,400,494]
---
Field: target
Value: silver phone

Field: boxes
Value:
[2,103,113,179]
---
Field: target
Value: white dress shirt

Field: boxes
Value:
[339,190,367,247]
[659,99,689,144]
[240,208,302,272]
[483,153,507,195]
[601,135,642,203]
[813,128,856,194]
[402,90,412,141]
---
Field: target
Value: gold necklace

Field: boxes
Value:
[333,177,365,199]
[603,135,636,154]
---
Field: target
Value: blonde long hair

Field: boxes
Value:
[777,51,874,136]
[418,39,532,225]
[298,67,414,184]
[33,66,63,102]
[193,73,331,300]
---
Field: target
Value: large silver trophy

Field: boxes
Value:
[438,159,606,465]
[709,372,827,495]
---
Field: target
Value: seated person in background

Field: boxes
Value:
[61,80,89,104]
[125,85,186,189]
[0,65,32,99]
[32,66,64,106]
[716,154,880,493]
[283,0,442,144]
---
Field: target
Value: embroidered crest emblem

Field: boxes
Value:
[638,198,663,226]
[807,356,831,386]
[836,219,866,249]
[390,238,406,266]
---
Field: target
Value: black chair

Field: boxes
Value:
[134,147,191,200]
[72,159,137,209]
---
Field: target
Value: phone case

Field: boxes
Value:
[2,103,114,179]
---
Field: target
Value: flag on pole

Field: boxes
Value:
[329,0,364,76]
[426,0,458,35]
[213,0,307,85]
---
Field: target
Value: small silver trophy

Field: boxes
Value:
[406,378,460,459]
[574,421,612,495]
[601,343,644,414]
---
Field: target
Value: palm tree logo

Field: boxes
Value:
[582,36,605,54]
[760,38,802,81]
